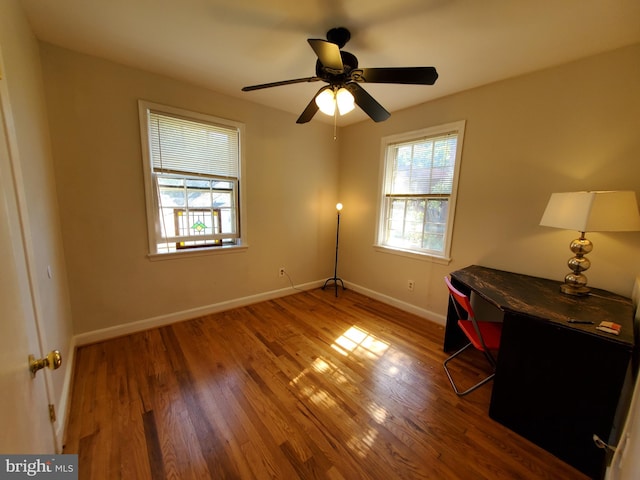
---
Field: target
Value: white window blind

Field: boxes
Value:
[387,133,457,196]
[148,111,239,178]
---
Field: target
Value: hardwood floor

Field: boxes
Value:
[63,288,589,479]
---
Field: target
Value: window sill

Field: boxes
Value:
[372,244,451,265]
[147,244,248,261]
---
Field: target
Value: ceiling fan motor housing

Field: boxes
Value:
[326,27,351,48]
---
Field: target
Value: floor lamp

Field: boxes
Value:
[323,203,345,297]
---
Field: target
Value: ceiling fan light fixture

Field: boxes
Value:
[315,87,355,117]
[336,87,355,115]
[315,89,336,115]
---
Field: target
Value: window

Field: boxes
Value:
[138,101,244,255]
[376,120,465,260]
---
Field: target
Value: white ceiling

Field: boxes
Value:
[20,0,640,126]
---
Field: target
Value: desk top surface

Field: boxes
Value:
[451,265,636,347]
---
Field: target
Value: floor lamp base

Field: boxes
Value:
[322,277,345,297]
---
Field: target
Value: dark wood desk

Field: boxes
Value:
[446,265,636,479]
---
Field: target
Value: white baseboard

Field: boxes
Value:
[74,279,446,346]
[346,282,446,326]
[73,280,324,346]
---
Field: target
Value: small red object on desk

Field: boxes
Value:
[596,321,622,335]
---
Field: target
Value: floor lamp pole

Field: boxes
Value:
[322,203,345,297]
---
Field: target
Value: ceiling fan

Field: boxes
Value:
[241,27,438,124]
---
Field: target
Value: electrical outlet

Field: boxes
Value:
[408,280,415,291]
[279,267,285,278]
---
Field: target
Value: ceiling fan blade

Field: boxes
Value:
[296,89,324,124]
[307,39,344,73]
[346,83,390,122]
[357,67,438,85]
[242,77,320,92]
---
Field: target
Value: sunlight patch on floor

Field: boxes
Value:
[366,401,388,424]
[346,427,379,459]
[380,349,414,377]
[331,326,390,360]
[298,384,338,409]
[290,358,345,408]
[309,357,348,384]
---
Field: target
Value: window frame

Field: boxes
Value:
[375,120,466,263]
[138,100,247,258]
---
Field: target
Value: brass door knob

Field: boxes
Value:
[29,350,62,378]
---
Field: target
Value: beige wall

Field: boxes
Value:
[38,40,640,337]
[0,0,74,445]
[40,44,339,335]
[339,43,640,319]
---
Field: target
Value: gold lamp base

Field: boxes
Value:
[560,282,590,296]
[560,233,592,296]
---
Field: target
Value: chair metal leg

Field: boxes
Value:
[443,342,497,396]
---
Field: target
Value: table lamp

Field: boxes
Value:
[540,191,640,295]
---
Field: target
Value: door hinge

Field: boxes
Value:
[49,404,56,423]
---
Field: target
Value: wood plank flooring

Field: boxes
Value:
[63,288,589,479]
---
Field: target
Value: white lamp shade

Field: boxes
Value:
[315,89,336,116]
[336,88,355,115]
[540,191,640,232]
[315,87,356,117]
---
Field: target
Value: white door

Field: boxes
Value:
[0,66,56,454]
